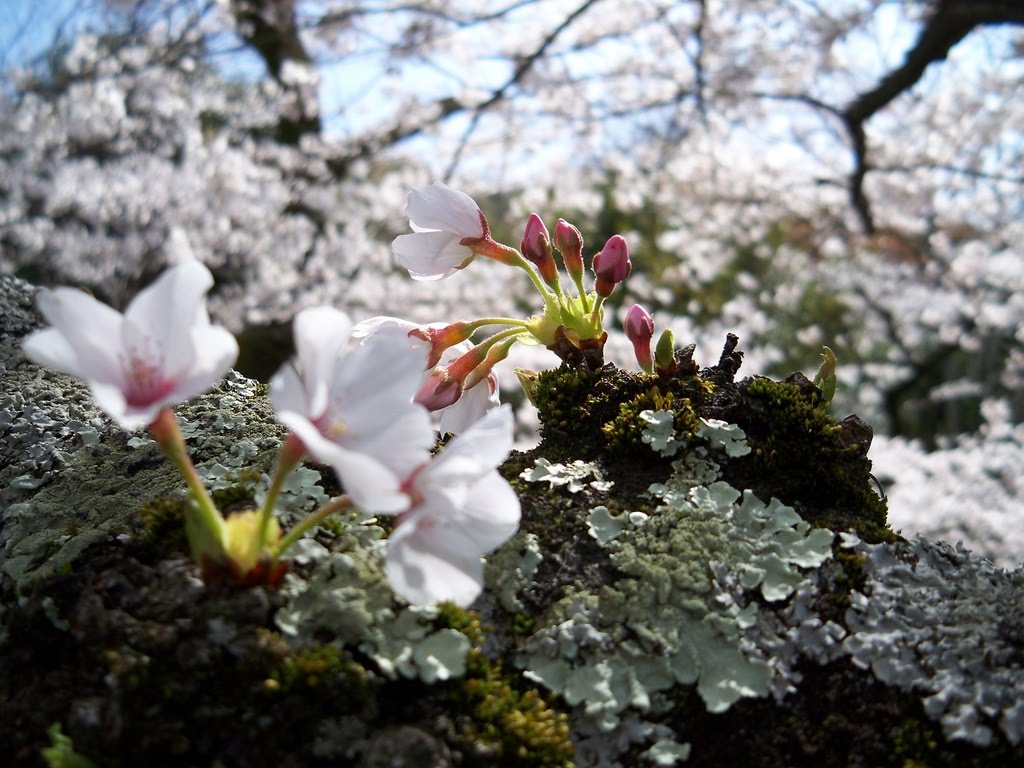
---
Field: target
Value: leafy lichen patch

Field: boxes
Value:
[520,452,834,740]
[522,458,615,494]
[275,534,474,684]
[842,535,1024,747]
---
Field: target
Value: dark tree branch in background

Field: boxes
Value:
[322,0,600,178]
[229,0,321,142]
[443,0,602,178]
[841,0,1024,233]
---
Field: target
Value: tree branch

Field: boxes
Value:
[840,0,1024,233]
[229,0,321,143]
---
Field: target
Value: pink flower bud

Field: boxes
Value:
[414,342,488,411]
[592,235,631,297]
[521,213,559,289]
[624,304,654,373]
[553,218,584,283]
[415,367,464,411]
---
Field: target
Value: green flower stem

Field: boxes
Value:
[256,433,306,553]
[465,333,522,389]
[465,316,531,331]
[571,274,591,313]
[514,253,560,305]
[149,407,226,551]
[474,238,560,312]
[271,494,354,561]
[588,293,607,328]
[477,325,530,356]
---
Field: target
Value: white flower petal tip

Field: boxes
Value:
[22,262,236,430]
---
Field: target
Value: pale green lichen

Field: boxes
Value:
[521,459,834,732]
[695,418,751,458]
[640,409,683,457]
[275,533,472,684]
[521,457,614,493]
[586,506,648,547]
[641,739,692,765]
[486,531,544,613]
[842,535,1024,747]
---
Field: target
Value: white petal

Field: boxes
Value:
[269,363,312,419]
[345,404,434,480]
[351,315,419,343]
[386,520,485,607]
[455,471,522,551]
[293,306,352,416]
[88,380,144,430]
[21,328,83,377]
[437,375,499,435]
[124,260,214,377]
[330,335,429,432]
[428,405,515,487]
[175,325,238,399]
[31,288,124,385]
[278,412,410,514]
[406,182,483,236]
[392,231,473,280]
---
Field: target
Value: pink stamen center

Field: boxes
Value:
[123,355,176,407]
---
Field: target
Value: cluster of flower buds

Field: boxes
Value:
[390,182,635,414]
[22,257,520,607]
[624,303,679,376]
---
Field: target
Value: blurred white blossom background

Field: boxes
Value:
[2,0,1022,564]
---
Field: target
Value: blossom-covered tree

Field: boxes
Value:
[2,0,1022,559]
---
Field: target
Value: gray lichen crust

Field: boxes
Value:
[843,535,1024,747]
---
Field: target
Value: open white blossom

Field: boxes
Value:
[22,259,238,430]
[386,405,521,607]
[391,182,485,281]
[270,306,434,514]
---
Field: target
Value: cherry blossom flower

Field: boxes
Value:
[270,307,434,514]
[385,405,521,607]
[22,259,238,430]
[352,315,500,433]
[391,182,486,280]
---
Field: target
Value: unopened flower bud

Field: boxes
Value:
[592,235,631,297]
[414,367,464,411]
[554,218,585,284]
[654,328,676,376]
[624,304,654,373]
[521,214,560,290]
[414,342,487,411]
[409,321,475,368]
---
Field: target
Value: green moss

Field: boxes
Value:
[436,609,575,767]
[137,498,187,547]
[41,723,98,768]
[891,717,940,766]
[602,386,701,454]
[725,376,893,543]
[264,635,371,695]
[830,550,869,615]
[435,602,485,646]
[534,364,715,460]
